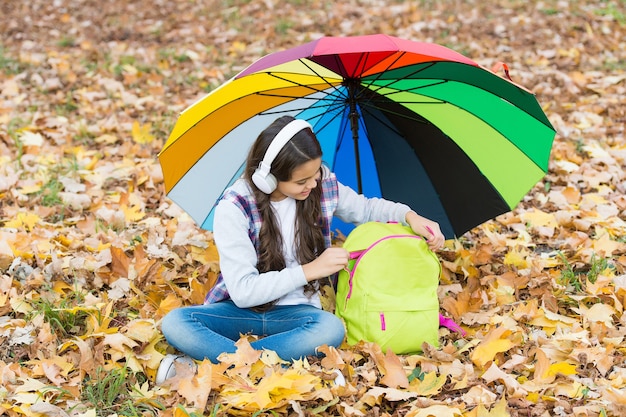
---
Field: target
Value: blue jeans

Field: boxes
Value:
[160,300,345,362]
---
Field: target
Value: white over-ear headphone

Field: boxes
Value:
[251,119,313,194]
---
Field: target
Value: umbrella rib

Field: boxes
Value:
[266,58,349,96]
[255,89,342,102]
[361,60,447,95]
[254,89,347,116]
[361,102,430,127]
[257,100,345,117]
[251,66,346,100]
[357,51,410,90]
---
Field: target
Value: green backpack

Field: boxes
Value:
[335,221,441,354]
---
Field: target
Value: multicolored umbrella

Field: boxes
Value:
[158,34,556,239]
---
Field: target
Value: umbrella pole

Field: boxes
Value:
[347,81,363,194]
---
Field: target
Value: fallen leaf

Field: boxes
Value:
[131,121,155,144]
[471,326,518,368]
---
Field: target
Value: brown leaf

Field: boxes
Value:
[379,350,409,389]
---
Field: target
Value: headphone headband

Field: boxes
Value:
[261,119,312,168]
[251,119,313,194]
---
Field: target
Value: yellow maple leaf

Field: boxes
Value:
[5,212,40,231]
[226,369,319,410]
[592,230,625,257]
[103,332,139,356]
[84,301,117,335]
[229,41,247,54]
[122,204,146,222]
[124,319,160,343]
[520,209,558,227]
[28,356,74,384]
[576,302,617,327]
[545,362,577,379]
[131,121,155,144]
[503,248,528,269]
[134,333,166,374]
[471,327,517,368]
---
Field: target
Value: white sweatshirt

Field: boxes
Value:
[213,177,412,309]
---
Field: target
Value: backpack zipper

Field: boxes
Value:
[344,234,426,306]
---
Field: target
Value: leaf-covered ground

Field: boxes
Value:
[1,0,625,416]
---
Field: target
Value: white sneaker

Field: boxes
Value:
[155,354,196,384]
[330,369,346,386]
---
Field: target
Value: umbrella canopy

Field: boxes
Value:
[159,34,556,239]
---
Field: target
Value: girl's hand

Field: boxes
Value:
[405,211,445,251]
[302,247,349,282]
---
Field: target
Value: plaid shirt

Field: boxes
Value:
[204,172,339,304]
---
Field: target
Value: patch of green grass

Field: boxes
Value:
[540,8,559,16]
[151,110,176,141]
[39,177,64,207]
[594,2,626,25]
[57,36,76,48]
[575,138,585,154]
[7,117,28,161]
[275,19,293,35]
[74,124,96,146]
[601,59,626,71]
[111,55,157,77]
[0,47,24,75]
[82,367,164,417]
[35,155,81,208]
[157,48,191,64]
[220,0,253,7]
[28,288,88,336]
[558,252,583,292]
[557,252,614,293]
[54,91,79,115]
[586,253,612,284]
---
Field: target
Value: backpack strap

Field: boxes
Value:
[439,314,467,336]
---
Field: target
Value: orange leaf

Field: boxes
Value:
[177,360,212,409]
[562,186,581,204]
[218,337,262,378]
[110,246,131,280]
[379,349,409,389]
[156,293,183,318]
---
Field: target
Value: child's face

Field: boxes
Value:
[270,158,322,201]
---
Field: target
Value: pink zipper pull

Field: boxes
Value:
[380,312,386,331]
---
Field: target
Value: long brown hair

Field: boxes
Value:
[244,116,326,304]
